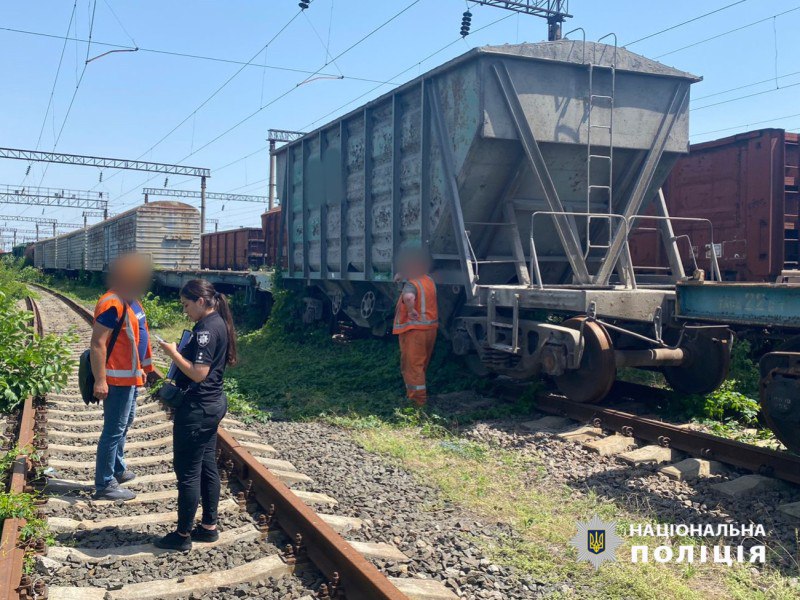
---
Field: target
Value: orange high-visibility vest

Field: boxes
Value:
[93,292,146,387]
[393,275,438,334]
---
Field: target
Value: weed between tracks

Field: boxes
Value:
[0,446,54,574]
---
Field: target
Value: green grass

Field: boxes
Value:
[229,325,489,421]
[349,423,799,600]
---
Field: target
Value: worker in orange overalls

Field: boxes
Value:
[392,247,438,406]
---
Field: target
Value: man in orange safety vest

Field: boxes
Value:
[90,253,157,501]
[392,247,438,406]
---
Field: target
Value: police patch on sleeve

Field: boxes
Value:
[197,331,211,347]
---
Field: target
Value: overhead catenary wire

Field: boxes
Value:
[625,0,750,46]
[91,9,304,192]
[37,0,97,187]
[111,0,425,211]
[0,25,402,87]
[656,5,800,58]
[693,112,800,137]
[691,80,800,111]
[21,0,78,186]
[300,10,515,132]
[190,7,516,222]
[693,70,800,101]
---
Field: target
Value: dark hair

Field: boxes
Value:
[180,279,238,365]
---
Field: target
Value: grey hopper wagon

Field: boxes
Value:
[275,40,733,403]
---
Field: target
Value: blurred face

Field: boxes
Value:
[108,253,152,301]
[180,295,207,322]
[398,249,429,279]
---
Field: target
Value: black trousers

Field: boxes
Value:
[173,398,227,534]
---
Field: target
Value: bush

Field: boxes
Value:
[0,291,74,411]
[139,291,187,329]
[223,378,270,423]
[673,339,761,427]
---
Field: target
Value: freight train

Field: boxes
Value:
[271,40,735,405]
[33,201,200,271]
[26,41,800,453]
[629,128,800,282]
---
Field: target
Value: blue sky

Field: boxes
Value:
[1,0,799,240]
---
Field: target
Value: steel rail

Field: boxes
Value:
[509,382,800,485]
[24,283,407,600]
[0,297,44,600]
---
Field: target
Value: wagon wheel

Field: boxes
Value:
[360,291,376,320]
[330,291,343,316]
[662,330,731,395]
[554,317,616,403]
[760,336,800,454]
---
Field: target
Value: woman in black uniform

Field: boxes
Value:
[154,279,237,551]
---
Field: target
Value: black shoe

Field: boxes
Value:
[191,524,220,543]
[114,470,136,484]
[92,480,136,501]
[154,530,192,551]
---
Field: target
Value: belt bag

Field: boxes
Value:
[157,379,186,409]
[78,303,128,405]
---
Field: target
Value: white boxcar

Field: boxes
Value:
[35,201,200,272]
[87,201,200,271]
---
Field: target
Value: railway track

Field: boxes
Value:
[0,285,457,600]
[499,380,800,501]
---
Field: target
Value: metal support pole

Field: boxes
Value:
[103,207,108,219]
[144,192,149,204]
[268,140,277,211]
[35,224,39,241]
[200,175,207,235]
[52,223,56,237]
[13,230,16,246]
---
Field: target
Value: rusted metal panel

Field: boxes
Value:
[201,228,265,270]
[631,128,798,281]
[262,208,284,268]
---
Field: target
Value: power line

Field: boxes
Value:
[300,10,515,132]
[37,0,98,186]
[92,9,304,191]
[693,112,800,137]
[0,25,400,86]
[625,0,750,46]
[691,80,800,111]
[656,5,800,58]
[693,70,800,101]
[111,0,425,208]
[22,1,78,186]
[101,0,137,47]
[179,6,515,221]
